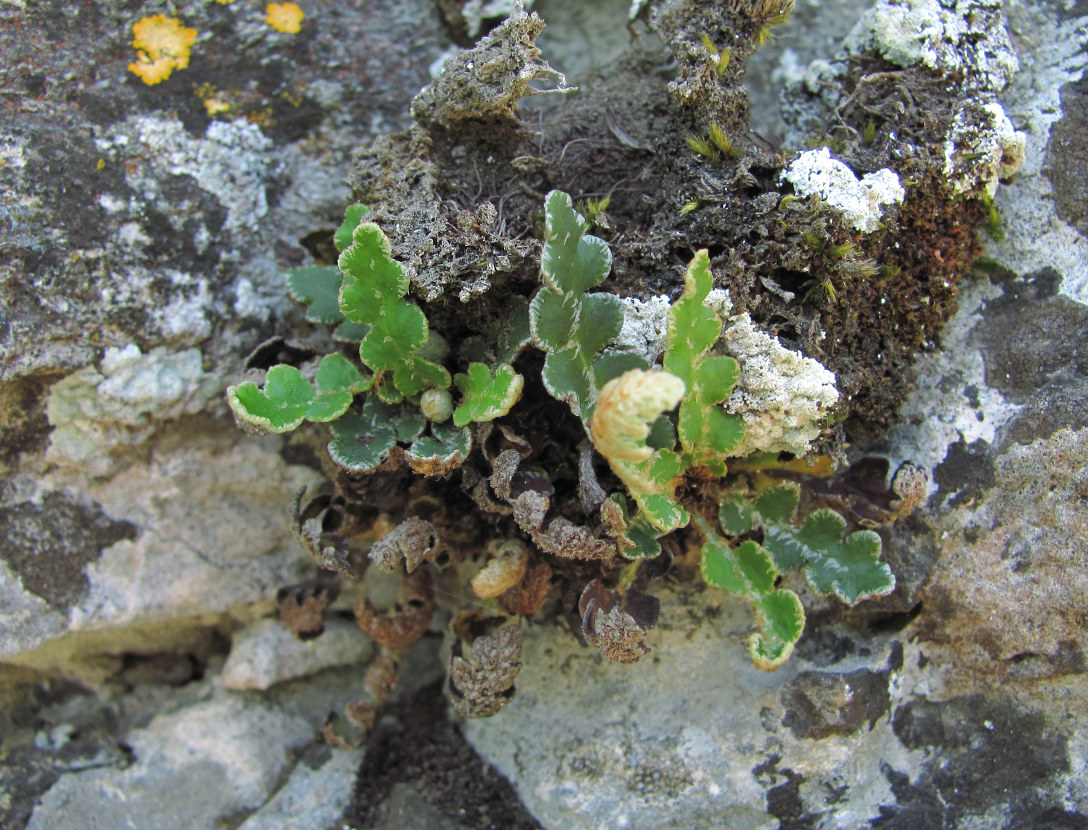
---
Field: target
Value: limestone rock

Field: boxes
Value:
[26,695,315,830]
[221,618,375,691]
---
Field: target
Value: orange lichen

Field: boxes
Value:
[194,83,231,116]
[265,2,304,34]
[128,15,198,86]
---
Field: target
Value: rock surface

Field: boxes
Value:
[1,0,1086,828]
[221,617,375,691]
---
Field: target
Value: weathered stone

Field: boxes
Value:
[221,617,374,691]
[26,695,315,830]
[781,668,891,740]
[0,491,137,612]
[237,745,364,830]
[2,0,1088,827]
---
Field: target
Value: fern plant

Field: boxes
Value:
[533,190,895,669]
[229,205,525,477]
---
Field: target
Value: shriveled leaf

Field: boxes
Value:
[448,624,522,719]
[511,490,617,560]
[453,362,524,427]
[369,517,444,574]
[579,579,658,663]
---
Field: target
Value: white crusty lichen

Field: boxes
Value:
[626,288,839,460]
[720,315,839,458]
[844,0,1019,93]
[614,295,672,365]
[47,345,219,475]
[782,148,905,233]
[943,101,1026,196]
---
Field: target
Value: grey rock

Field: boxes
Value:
[0,490,136,613]
[26,694,315,830]
[462,586,905,830]
[1,422,323,662]
[780,667,892,740]
[238,745,364,830]
[221,617,375,691]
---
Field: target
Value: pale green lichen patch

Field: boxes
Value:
[47,345,219,475]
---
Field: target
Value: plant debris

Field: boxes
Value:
[447,623,523,719]
[579,579,661,664]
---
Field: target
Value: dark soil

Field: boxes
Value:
[344,680,541,830]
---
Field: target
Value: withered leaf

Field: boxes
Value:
[579,579,660,664]
[501,561,554,616]
[807,457,928,526]
[362,650,403,705]
[577,439,608,514]
[292,488,361,577]
[448,624,523,719]
[277,579,341,641]
[512,490,616,560]
[368,516,445,574]
[355,570,436,650]
[489,448,522,501]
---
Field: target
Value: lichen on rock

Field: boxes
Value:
[844,0,1019,92]
[943,101,1027,196]
[411,10,570,130]
[782,147,905,233]
[722,313,839,458]
[46,345,219,476]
